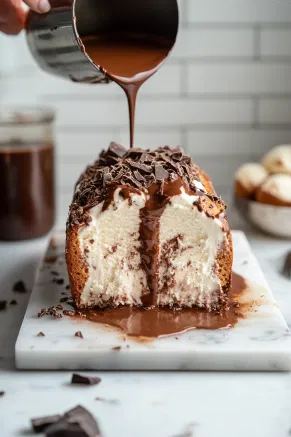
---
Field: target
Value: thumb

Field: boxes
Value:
[23,0,50,13]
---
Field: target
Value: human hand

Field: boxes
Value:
[0,0,50,35]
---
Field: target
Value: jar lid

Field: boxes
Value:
[0,107,55,125]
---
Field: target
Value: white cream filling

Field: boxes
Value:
[158,189,226,307]
[77,185,227,308]
[78,188,147,307]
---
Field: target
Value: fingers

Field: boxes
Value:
[23,0,51,13]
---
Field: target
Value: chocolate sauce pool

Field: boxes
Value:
[82,34,174,147]
[74,273,247,338]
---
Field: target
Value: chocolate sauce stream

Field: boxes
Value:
[82,34,174,147]
[74,272,247,338]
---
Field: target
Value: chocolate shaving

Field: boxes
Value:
[38,306,63,319]
[0,391,4,397]
[31,414,61,433]
[13,280,27,293]
[10,299,17,305]
[67,144,226,228]
[74,331,84,339]
[112,346,121,351]
[37,332,45,337]
[71,374,101,386]
[155,165,169,181]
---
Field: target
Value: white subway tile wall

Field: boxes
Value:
[0,0,291,226]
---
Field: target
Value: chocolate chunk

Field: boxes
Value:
[112,346,121,351]
[74,331,83,339]
[128,160,152,173]
[65,285,70,290]
[56,279,64,285]
[71,374,101,386]
[31,414,61,433]
[10,299,17,305]
[45,405,102,437]
[0,391,4,397]
[0,300,7,311]
[13,280,27,293]
[108,141,127,158]
[155,165,169,181]
[60,297,68,303]
[37,332,45,337]
[51,271,59,276]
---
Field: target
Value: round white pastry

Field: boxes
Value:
[258,173,291,203]
[262,145,291,175]
[235,163,268,191]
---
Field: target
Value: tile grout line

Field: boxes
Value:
[253,24,261,61]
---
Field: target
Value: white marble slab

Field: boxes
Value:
[15,231,291,371]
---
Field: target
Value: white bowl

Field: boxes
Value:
[235,197,291,238]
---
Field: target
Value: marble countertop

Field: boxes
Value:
[1,225,291,437]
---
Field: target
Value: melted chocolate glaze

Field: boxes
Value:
[73,272,247,338]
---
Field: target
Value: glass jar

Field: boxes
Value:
[0,108,55,241]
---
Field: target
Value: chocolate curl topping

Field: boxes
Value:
[68,144,225,227]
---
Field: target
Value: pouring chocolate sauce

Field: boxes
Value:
[26,0,179,147]
[82,34,174,147]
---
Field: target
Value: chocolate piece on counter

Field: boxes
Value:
[10,299,17,305]
[282,251,291,279]
[13,280,27,293]
[71,374,101,386]
[51,271,59,276]
[38,306,63,319]
[37,332,45,337]
[74,331,83,339]
[0,391,4,397]
[53,279,64,285]
[65,285,70,290]
[60,297,69,303]
[31,414,61,433]
[0,300,7,311]
[112,346,121,351]
[45,405,102,437]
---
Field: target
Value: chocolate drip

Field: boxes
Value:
[139,178,187,306]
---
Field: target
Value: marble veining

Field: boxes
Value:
[15,231,291,371]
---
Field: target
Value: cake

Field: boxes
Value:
[262,145,291,175]
[234,163,268,199]
[66,143,233,311]
[256,174,291,207]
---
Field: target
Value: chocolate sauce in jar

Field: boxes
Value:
[0,142,55,241]
[82,33,175,148]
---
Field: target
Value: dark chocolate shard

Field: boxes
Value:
[71,374,101,386]
[108,141,127,158]
[0,391,4,397]
[13,280,27,293]
[128,160,152,173]
[31,414,61,433]
[37,332,45,337]
[112,346,121,351]
[74,331,84,339]
[133,170,146,182]
[155,165,169,181]
[0,300,7,311]
[56,279,64,285]
[10,299,17,305]
[45,406,102,437]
